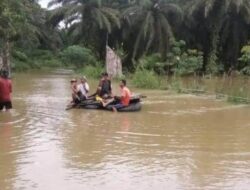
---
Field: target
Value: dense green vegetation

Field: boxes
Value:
[1,0,250,79]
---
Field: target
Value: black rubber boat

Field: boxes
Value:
[77,95,142,112]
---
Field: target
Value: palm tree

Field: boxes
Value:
[48,0,121,58]
[0,0,30,72]
[0,0,60,73]
[122,0,182,61]
[17,1,62,51]
[220,0,250,71]
[187,0,227,73]
[187,0,250,73]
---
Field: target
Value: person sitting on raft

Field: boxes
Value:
[104,79,131,112]
[90,72,112,100]
[77,76,89,101]
[70,78,80,105]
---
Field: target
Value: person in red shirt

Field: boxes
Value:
[112,79,131,112]
[0,70,12,111]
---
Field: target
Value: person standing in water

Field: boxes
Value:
[0,70,12,111]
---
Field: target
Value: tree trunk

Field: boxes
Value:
[0,53,3,70]
[205,27,219,73]
[2,40,11,74]
[204,0,226,74]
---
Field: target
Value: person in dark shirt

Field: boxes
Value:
[99,72,112,98]
[89,72,112,99]
[0,70,12,111]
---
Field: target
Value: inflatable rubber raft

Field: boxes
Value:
[77,95,142,112]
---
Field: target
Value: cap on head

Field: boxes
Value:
[70,78,77,83]
[80,76,87,81]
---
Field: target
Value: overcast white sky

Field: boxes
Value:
[39,0,50,8]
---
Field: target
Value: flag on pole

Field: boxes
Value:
[106,46,122,78]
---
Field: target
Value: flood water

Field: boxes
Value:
[1,72,250,190]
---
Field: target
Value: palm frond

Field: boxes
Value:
[204,0,216,18]
[132,26,144,59]
[143,11,153,39]
[159,13,173,39]
[97,10,112,33]
[67,22,81,35]
[122,6,142,25]
[92,8,104,29]
[101,7,121,28]
[145,16,155,52]
[48,0,64,8]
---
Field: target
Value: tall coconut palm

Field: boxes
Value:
[0,0,60,72]
[0,0,39,72]
[187,0,227,73]
[220,0,250,70]
[48,0,121,58]
[122,0,182,61]
[187,0,250,73]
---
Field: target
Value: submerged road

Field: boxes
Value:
[0,72,250,190]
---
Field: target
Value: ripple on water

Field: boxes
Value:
[1,74,250,190]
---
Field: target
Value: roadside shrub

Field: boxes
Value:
[12,59,31,71]
[10,48,65,71]
[206,53,218,74]
[227,89,250,104]
[172,49,203,75]
[168,77,183,93]
[45,59,62,68]
[12,50,28,62]
[132,69,159,89]
[81,64,104,79]
[167,40,203,76]
[238,45,250,75]
[137,54,166,75]
[60,45,97,68]
[29,49,54,60]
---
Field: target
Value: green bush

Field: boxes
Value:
[132,69,159,89]
[11,49,63,71]
[80,64,104,79]
[238,45,250,75]
[12,59,31,71]
[29,49,54,59]
[60,45,97,68]
[35,58,62,68]
[173,50,203,75]
[166,40,203,76]
[12,50,28,62]
[227,90,250,104]
[168,78,183,93]
[137,54,166,75]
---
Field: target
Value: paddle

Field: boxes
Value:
[65,104,79,111]
[132,94,147,99]
[140,95,147,98]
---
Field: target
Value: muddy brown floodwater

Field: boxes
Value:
[0,72,250,190]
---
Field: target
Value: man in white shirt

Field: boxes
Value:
[77,76,90,101]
